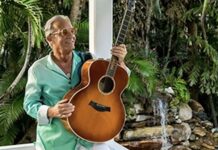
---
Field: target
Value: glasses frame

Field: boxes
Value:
[50,27,77,36]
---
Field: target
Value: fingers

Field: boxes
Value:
[56,99,75,118]
[58,98,69,104]
[111,44,127,63]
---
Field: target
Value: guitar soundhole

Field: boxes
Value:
[99,76,114,94]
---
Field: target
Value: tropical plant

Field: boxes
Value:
[0,0,43,145]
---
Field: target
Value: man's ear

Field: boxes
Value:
[46,35,52,43]
[46,35,53,48]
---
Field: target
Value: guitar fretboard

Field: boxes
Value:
[106,9,133,77]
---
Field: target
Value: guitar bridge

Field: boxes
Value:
[89,101,111,112]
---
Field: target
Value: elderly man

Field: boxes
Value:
[23,15,129,150]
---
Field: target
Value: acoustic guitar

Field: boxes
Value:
[62,0,136,142]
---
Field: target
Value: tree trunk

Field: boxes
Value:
[0,19,32,103]
[209,95,218,127]
[145,0,153,52]
[201,0,209,41]
[70,0,82,24]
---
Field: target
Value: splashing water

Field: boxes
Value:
[153,98,172,150]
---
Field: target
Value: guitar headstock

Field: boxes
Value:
[127,0,136,12]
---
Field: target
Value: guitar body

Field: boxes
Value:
[64,59,129,142]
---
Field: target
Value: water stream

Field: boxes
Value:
[153,98,172,150]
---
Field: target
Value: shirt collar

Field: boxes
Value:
[46,51,81,74]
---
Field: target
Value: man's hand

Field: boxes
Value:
[48,99,75,118]
[111,44,127,64]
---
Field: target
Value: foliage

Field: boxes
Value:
[0,92,25,145]
[0,0,43,48]
[122,45,159,116]
[163,68,190,108]
[73,20,89,50]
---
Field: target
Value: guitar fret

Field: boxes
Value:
[123,20,129,25]
[121,29,127,34]
[118,37,124,40]
[122,25,128,30]
[125,16,131,20]
[118,35,125,39]
[119,32,126,37]
[118,39,124,44]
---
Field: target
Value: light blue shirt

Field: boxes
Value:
[23,51,93,150]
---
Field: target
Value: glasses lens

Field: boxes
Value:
[71,28,76,34]
[62,28,68,36]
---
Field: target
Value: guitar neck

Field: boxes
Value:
[106,9,133,77]
[115,9,132,45]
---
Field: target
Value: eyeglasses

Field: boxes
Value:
[51,27,77,36]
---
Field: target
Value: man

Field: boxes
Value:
[24,15,129,150]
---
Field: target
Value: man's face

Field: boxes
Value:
[49,19,76,55]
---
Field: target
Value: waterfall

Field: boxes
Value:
[153,98,172,150]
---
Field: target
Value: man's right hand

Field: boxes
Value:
[47,99,75,118]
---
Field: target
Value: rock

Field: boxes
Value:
[212,128,218,133]
[170,123,191,144]
[134,103,144,114]
[179,103,192,121]
[213,132,218,138]
[175,118,182,124]
[193,127,207,137]
[135,115,151,122]
[123,125,174,140]
[213,135,218,148]
[189,142,201,150]
[193,111,209,120]
[189,134,196,141]
[182,141,190,147]
[189,99,204,112]
[164,87,174,95]
[202,135,215,148]
[201,120,213,130]
[201,143,215,149]
[170,145,191,150]
[119,140,162,150]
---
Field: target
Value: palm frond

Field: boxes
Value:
[0,93,25,134]
[188,62,201,86]
[134,59,157,78]
[74,20,89,50]
[0,0,43,48]
[0,124,19,146]
[63,0,72,8]
[127,72,145,95]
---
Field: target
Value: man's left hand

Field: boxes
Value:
[111,44,127,64]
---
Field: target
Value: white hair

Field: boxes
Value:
[44,15,71,38]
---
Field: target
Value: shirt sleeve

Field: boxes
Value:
[23,67,51,125]
[37,105,52,125]
[125,66,131,77]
